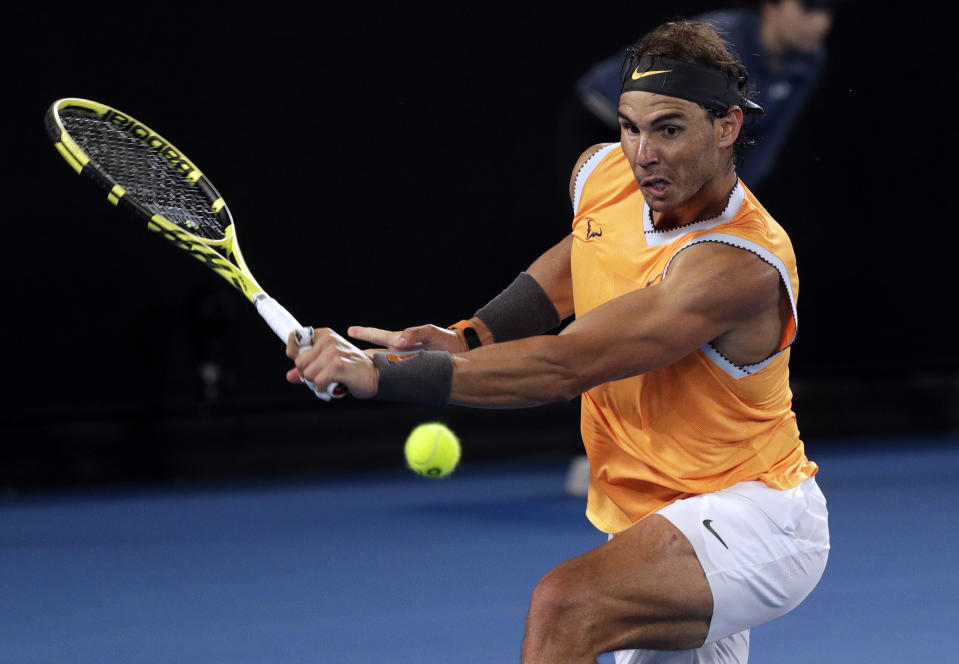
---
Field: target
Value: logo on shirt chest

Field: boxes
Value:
[585,219,603,240]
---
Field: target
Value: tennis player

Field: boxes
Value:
[288,20,829,664]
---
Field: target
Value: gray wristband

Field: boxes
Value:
[474,272,561,343]
[373,350,453,405]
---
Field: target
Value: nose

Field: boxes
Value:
[634,135,658,169]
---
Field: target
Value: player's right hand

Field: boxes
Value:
[286,328,378,399]
[348,324,468,353]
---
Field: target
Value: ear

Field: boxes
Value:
[716,106,744,149]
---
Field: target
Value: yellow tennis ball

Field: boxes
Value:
[404,422,461,478]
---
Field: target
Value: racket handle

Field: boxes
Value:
[252,294,346,401]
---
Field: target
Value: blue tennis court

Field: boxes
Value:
[2,435,956,663]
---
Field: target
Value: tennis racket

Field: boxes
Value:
[44,97,346,401]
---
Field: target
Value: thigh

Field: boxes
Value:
[657,476,830,643]
[544,512,715,653]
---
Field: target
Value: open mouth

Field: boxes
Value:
[641,177,670,197]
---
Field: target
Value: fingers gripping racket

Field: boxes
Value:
[44,98,346,401]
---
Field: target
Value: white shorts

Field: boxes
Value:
[613,476,829,664]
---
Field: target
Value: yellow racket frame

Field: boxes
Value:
[46,97,264,303]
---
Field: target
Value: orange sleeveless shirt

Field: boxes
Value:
[570,144,817,533]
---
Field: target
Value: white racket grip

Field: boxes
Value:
[252,294,342,401]
[253,293,301,343]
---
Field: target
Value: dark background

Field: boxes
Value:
[3,2,956,489]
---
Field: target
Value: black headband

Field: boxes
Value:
[621,55,764,116]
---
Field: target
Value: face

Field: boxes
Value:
[768,0,833,52]
[618,91,737,218]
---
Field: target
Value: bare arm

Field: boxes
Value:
[447,242,783,407]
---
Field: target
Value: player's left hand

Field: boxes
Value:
[348,324,466,353]
[285,328,378,399]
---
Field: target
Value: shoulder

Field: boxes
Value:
[568,143,617,203]
[665,241,782,317]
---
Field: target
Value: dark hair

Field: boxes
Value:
[626,20,756,166]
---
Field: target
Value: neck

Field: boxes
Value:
[651,170,738,230]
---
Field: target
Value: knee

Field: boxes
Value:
[526,563,601,656]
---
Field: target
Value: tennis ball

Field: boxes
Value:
[404,422,461,478]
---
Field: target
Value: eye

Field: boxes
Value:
[661,125,681,137]
[620,122,640,135]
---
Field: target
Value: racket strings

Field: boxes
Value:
[61,113,226,241]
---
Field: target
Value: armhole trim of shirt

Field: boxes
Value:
[572,143,620,216]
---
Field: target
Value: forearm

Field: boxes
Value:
[445,326,684,408]
[448,335,586,407]
[378,311,687,409]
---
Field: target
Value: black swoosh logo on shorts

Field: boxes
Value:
[703,519,729,549]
